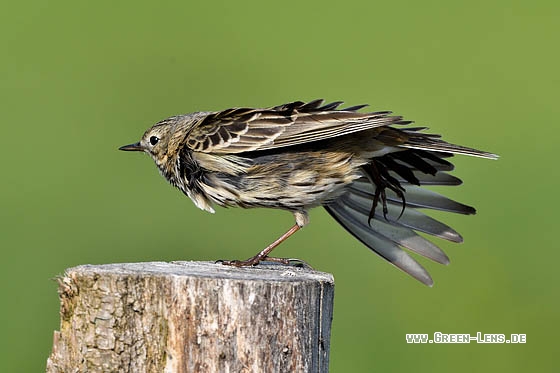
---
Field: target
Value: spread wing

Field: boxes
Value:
[184,99,404,154]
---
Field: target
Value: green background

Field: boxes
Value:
[2,1,557,371]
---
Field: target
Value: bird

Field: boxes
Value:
[119,99,498,286]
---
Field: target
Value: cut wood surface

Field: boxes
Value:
[46,261,335,373]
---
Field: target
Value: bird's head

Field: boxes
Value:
[119,116,188,169]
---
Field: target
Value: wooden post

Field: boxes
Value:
[46,261,335,373]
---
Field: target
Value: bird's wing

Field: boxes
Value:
[324,148,482,286]
[325,174,468,286]
[184,99,405,154]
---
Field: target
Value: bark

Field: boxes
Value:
[46,261,334,373]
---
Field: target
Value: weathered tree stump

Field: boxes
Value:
[46,261,335,372]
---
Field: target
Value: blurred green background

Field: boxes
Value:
[2,1,557,371]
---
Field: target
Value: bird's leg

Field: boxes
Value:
[220,211,308,267]
[220,224,300,266]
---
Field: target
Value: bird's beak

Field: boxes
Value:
[119,142,144,152]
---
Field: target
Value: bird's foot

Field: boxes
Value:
[217,255,262,267]
[217,256,312,269]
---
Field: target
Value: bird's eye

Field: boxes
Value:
[149,136,159,146]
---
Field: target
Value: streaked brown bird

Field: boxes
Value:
[120,99,497,286]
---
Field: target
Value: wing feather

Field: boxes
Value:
[324,172,476,285]
[184,99,499,161]
[185,99,401,154]
[325,197,435,286]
